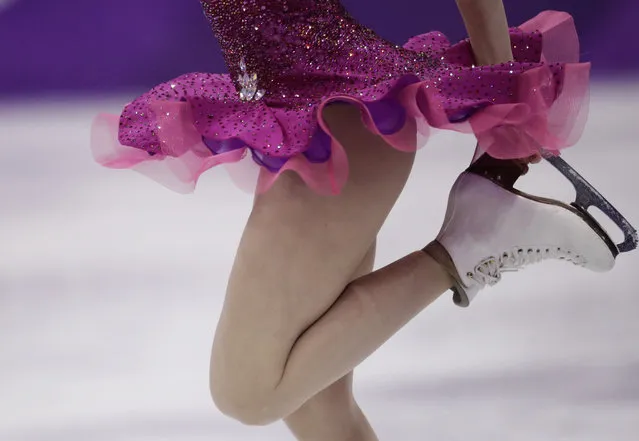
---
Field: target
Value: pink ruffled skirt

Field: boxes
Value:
[91,10,590,195]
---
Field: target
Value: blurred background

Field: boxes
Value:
[1,1,638,440]
[0,0,637,98]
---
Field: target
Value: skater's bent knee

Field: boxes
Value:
[209,374,285,426]
[210,385,277,425]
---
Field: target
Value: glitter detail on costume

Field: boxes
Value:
[93,4,591,195]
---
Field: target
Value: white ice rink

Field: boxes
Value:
[1,83,638,440]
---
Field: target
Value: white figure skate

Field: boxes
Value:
[424,154,637,307]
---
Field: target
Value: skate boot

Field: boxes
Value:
[423,154,638,307]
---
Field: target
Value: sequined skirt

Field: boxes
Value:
[91,7,590,195]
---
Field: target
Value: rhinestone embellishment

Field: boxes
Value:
[237,57,265,102]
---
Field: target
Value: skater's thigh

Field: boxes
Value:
[212,103,414,382]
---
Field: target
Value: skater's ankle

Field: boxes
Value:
[421,245,456,290]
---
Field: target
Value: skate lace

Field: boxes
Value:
[468,246,587,287]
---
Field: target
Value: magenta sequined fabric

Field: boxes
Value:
[93,2,591,194]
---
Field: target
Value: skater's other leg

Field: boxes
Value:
[284,244,379,441]
[285,372,378,441]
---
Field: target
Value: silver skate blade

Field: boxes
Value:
[544,155,638,254]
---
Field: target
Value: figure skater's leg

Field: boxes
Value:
[285,372,379,441]
[284,244,379,441]
[209,101,619,427]
[209,102,452,425]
